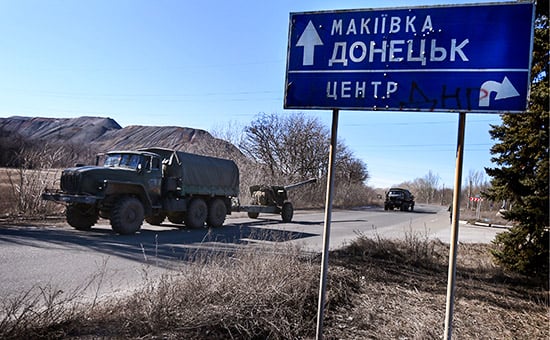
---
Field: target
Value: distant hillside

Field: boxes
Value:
[0,116,242,166]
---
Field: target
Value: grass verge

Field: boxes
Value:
[1,233,547,339]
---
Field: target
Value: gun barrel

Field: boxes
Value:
[283,178,317,191]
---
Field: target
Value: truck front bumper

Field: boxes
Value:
[41,190,99,205]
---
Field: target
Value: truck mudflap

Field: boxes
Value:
[41,190,99,205]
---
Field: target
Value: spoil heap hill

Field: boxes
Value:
[0,116,240,166]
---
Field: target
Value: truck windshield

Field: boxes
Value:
[104,153,142,170]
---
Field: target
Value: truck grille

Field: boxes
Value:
[60,172,80,193]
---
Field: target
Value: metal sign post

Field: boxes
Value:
[316,109,339,340]
[444,112,466,339]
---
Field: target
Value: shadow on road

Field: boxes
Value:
[0,219,319,268]
[376,208,439,215]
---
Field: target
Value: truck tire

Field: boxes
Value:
[66,204,98,230]
[281,202,293,223]
[247,212,260,219]
[145,213,166,226]
[184,198,207,228]
[167,213,185,225]
[207,198,226,227]
[110,197,144,235]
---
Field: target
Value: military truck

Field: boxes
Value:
[384,188,415,211]
[42,148,239,234]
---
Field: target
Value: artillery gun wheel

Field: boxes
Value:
[281,202,293,223]
[247,211,259,219]
[207,198,226,227]
[185,198,207,228]
[66,203,98,230]
[145,213,166,226]
[111,196,144,235]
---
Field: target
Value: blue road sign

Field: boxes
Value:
[284,2,535,113]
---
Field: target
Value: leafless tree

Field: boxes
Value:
[240,113,330,181]
[239,112,371,207]
[406,171,440,204]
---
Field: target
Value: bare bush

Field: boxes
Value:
[56,242,356,339]
[4,145,64,217]
[111,246,322,338]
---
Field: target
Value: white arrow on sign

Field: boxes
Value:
[479,76,520,107]
[296,20,323,66]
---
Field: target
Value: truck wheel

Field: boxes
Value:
[384,205,388,211]
[167,213,185,225]
[111,197,144,235]
[66,204,98,230]
[247,212,260,219]
[145,213,166,226]
[207,198,226,227]
[185,198,207,228]
[281,202,293,223]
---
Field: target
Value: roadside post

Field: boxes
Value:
[284,2,535,339]
[316,109,338,339]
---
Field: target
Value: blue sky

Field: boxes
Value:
[0,0,521,188]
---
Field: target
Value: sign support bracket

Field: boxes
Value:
[444,111,467,339]
[316,108,339,340]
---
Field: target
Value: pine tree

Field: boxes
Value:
[484,4,549,282]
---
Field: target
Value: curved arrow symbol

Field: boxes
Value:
[296,21,323,66]
[479,76,520,107]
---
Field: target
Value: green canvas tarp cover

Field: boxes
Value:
[144,148,239,197]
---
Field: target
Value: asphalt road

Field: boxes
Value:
[0,205,504,302]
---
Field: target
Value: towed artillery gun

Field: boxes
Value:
[235,178,317,222]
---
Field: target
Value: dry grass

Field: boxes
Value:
[0,233,547,339]
[329,237,549,339]
[0,167,63,217]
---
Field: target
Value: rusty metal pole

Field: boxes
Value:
[316,109,339,340]
[444,112,466,339]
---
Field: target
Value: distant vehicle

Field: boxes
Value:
[384,188,415,211]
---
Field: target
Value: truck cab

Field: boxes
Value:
[43,150,164,234]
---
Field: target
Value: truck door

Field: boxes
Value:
[144,156,162,206]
